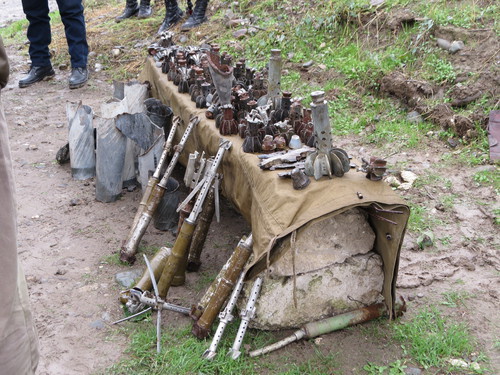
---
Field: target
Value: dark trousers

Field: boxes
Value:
[21,0,88,68]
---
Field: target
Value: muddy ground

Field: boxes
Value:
[2,7,499,375]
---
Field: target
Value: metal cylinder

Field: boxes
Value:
[157,220,196,299]
[134,246,171,292]
[249,300,406,357]
[305,303,386,338]
[190,234,252,320]
[267,49,283,108]
[192,235,253,339]
[120,183,166,263]
[187,187,216,272]
[310,91,331,151]
[229,276,263,359]
[171,200,194,286]
[67,102,95,180]
[95,117,127,203]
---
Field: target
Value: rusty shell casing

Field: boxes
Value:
[187,188,216,272]
[120,184,166,264]
[171,200,194,286]
[190,234,250,321]
[190,244,236,319]
[133,176,159,228]
[135,246,171,292]
[157,220,196,299]
[192,235,253,339]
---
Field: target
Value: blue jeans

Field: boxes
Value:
[21,0,88,68]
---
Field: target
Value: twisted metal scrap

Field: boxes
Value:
[361,157,387,181]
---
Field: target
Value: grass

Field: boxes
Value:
[407,204,442,233]
[101,253,129,267]
[0,18,29,43]
[363,359,407,375]
[393,307,479,371]
[101,321,339,375]
[441,290,472,308]
[413,0,499,30]
[473,169,500,192]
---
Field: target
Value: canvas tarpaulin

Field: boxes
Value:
[139,58,410,316]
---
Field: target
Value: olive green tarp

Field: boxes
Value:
[139,57,410,316]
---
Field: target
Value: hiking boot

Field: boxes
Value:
[138,0,153,19]
[69,67,88,89]
[180,0,208,31]
[157,0,184,35]
[115,0,139,22]
[19,65,55,88]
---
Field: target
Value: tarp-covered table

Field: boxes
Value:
[139,57,410,316]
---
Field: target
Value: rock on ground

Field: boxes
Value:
[244,208,383,329]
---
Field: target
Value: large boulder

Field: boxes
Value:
[241,208,384,329]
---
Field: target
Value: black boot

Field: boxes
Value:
[115,0,139,22]
[69,67,88,89]
[157,0,184,34]
[19,65,55,88]
[180,0,208,31]
[138,0,153,19]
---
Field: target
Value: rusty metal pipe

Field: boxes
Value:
[156,220,196,299]
[187,187,216,272]
[192,234,253,339]
[188,236,247,322]
[130,117,179,232]
[120,116,198,264]
[172,200,194,287]
[156,140,232,299]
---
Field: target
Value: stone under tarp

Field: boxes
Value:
[139,57,410,317]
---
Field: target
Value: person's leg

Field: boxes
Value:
[56,0,88,88]
[116,0,139,22]
[181,0,209,31]
[138,0,153,19]
[21,0,52,67]
[56,0,88,68]
[0,92,40,375]
[157,0,184,35]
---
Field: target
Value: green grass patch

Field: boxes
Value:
[441,290,472,308]
[407,204,442,233]
[413,0,498,29]
[413,172,452,190]
[473,169,500,191]
[493,208,500,226]
[422,54,456,84]
[393,307,478,370]
[101,253,130,267]
[102,321,338,374]
[441,128,490,168]
[0,18,29,43]
[364,359,407,375]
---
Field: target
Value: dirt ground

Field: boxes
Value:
[2,13,499,375]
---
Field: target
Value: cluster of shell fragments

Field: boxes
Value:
[148,33,352,182]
